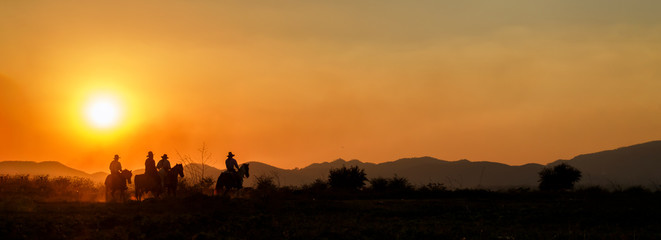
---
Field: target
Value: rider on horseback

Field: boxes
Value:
[157,154,171,188]
[225,152,240,188]
[145,151,159,183]
[225,152,239,173]
[109,154,126,190]
[216,152,249,195]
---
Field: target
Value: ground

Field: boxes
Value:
[1,192,659,240]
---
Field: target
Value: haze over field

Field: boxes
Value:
[2,1,661,173]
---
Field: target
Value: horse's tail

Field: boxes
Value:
[215,173,223,191]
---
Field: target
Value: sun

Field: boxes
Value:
[84,94,123,129]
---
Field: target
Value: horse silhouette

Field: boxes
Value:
[134,172,162,201]
[105,169,132,202]
[215,163,250,195]
[164,164,184,197]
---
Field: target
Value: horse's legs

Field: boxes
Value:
[136,188,141,202]
[153,187,161,199]
[109,189,116,202]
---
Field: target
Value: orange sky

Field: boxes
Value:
[2,1,661,173]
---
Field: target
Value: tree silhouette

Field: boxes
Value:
[538,163,582,191]
[328,166,367,191]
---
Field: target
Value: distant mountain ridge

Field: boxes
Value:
[2,141,660,188]
[0,161,107,183]
[550,141,661,187]
[248,158,543,188]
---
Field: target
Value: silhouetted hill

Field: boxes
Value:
[3,141,660,188]
[0,161,107,183]
[278,157,542,188]
[173,158,540,188]
[551,141,661,187]
[176,162,314,188]
[243,141,661,188]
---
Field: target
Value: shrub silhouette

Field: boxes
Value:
[538,163,582,191]
[388,175,413,192]
[369,177,389,192]
[301,178,328,193]
[255,175,278,191]
[328,166,367,191]
[418,182,447,192]
[369,175,413,193]
[0,174,103,202]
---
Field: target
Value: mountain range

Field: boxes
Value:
[2,141,660,189]
[0,161,108,183]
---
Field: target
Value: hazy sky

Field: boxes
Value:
[2,1,661,173]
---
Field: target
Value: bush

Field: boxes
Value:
[255,175,278,191]
[301,178,328,193]
[193,177,215,195]
[388,175,413,192]
[538,163,582,191]
[0,174,103,202]
[369,175,414,193]
[369,177,389,192]
[418,182,447,193]
[328,166,367,191]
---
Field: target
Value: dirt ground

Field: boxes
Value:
[2,192,660,240]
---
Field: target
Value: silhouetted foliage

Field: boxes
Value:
[620,186,651,195]
[301,178,328,193]
[193,177,215,194]
[418,182,447,193]
[328,166,367,191]
[178,143,215,187]
[255,175,277,191]
[388,175,413,192]
[0,174,103,202]
[369,175,414,193]
[369,177,389,192]
[538,163,582,191]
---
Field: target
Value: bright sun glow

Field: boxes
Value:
[84,95,123,129]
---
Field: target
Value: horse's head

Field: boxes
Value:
[122,169,133,184]
[241,163,250,178]
[175,164,184,177]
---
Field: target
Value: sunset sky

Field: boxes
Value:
[2,1,660,173]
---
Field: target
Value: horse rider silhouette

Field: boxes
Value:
[109,154,126,190]
[145,151,159,183]
[225,152,239,173]
[157,154,171,188]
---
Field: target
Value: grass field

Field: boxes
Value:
[2,191,660,240]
